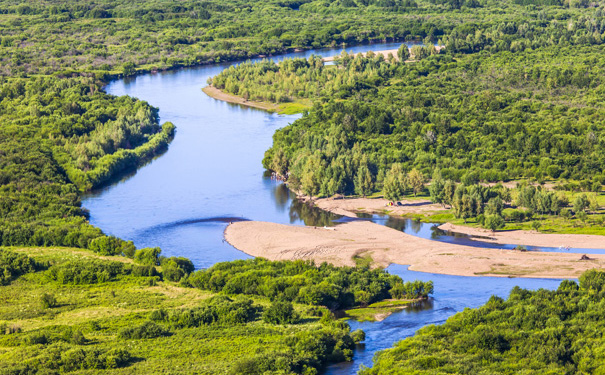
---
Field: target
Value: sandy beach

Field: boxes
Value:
[312,196,447,217]
[322,46,444,62]
[225,220,605,279]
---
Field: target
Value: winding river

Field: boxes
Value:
[83,43,565,374]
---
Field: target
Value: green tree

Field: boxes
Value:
[429,170,446,206]
[355,164,374,197]
[262,301,299,325]
[384,164,406,202]
[397,44,410,61]
[484,215,504,231]
[407,169,424,196]
[122,62,136,77]
[573,194,589,214]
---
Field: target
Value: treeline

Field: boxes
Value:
[426,175,601,230]
[361,269,605,374]
[186,258,433,309]
[0,75,174,251]
[259,44,605,197]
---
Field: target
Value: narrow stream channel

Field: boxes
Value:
[83,42,569,374]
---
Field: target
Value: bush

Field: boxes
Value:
[160,256,194,282]
[89,235,135,256]
[46,259,127,284]
[162,297,258,328]
[262,301,299,325]
[40,293,57,309]
[0,248,43,285]
[118,321,168,340]
[134,247,161,266]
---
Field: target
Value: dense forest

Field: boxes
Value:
[360,270,605,374]
[230,45,605,196]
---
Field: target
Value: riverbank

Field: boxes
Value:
[202,86,310,114]
[225,220,605,279]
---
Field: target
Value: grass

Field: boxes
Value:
[0,246,343,374]
[277,101,311,115]
[344,299,414,322]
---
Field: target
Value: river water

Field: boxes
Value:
[83,43,566,374]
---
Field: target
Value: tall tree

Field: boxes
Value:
[384,164,406,202]
[397,44,410,61]
[429,170,446,206]
[407,169,425,196]
[355,164,374,197]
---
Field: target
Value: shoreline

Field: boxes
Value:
[202,85,281,113]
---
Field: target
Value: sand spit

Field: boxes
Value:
[225,220,605,279]
[203,85,280,112]
[439,223,605,250]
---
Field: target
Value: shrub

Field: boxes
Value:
[0,248,43,285]
[160,256,194,282]
[46,259,127,284]
[40,293,57,309]
[118,321,168,340]
[262,301,299,325]
[134,247,161,266]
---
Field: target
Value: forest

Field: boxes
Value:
[229,45,605,197]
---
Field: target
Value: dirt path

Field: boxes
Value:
[225,220,605,279]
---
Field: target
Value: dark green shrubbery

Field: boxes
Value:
[118,321,168,340]
[262,301,299,325]
[151,296,258,328]
[0,248,43,285]
[89,235,136,257]
[233,315,357,375]
[160,256,195,282]
[134,247,161,266]
[46,259,127,284]
[22,326,87,346]
[187,258,432,310]
[45,258,160,285]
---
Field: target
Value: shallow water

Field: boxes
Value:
[83,42,570,373]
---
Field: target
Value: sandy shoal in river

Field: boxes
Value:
[313,196,605,250]
[225,220,605,279]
